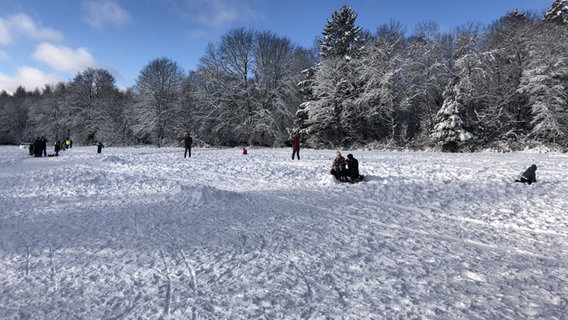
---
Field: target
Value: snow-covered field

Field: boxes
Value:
[1,145,567,319]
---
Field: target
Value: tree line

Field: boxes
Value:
[1,0,567,151]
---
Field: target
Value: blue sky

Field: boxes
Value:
[0,0,553,93]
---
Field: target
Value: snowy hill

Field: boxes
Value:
[1,146,567,319]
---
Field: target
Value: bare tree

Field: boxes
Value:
[194,28,311,146]
[403,22,452,145]
[67,68,121,145]
[356,21,407,145]
[132,57,186,147]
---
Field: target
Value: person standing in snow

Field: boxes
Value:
[40,136,48,157]
[33,137,42,157]
[97,141,104,153]
[291,133,300,160]
[515,164,537,185]
[330,151,347,181]
[184,134,193,158]
[54,138,61,156]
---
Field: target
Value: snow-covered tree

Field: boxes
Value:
[479,11,538,144]
[431,77,473,152]
[193,28,311,146]
[544,0,568,24]
[132,58,186,147]
[300,5,364,147]
[355,21,407,145]
[251,31,308,145]
[302,58,360,147]
[0,88,30,144]
[32,83,70,141]
[403,22,452,144]
[67,68,121,145]
[518,22,568,145]
[319,5,362,59]
[294,67,316,139]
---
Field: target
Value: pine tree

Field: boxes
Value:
[544,0,568,24]
[431,77,472,152]
[300,5,363,147]
[319,5,362,59]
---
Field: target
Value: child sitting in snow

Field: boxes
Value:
[330,151,348,181]
[514,164,537,185]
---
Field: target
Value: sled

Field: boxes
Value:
[337,175,365,183]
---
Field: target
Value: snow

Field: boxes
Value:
[1,145,568,319]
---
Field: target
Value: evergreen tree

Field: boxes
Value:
[544,0,568,24]
[294,67,315,141]
[300,5,363,147]
[431,77,472,152]
[319,5,362,59]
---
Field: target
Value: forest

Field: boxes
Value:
[1,0,567,152]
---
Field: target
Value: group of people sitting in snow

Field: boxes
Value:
[329,150,537,185]
[330,151,364,183]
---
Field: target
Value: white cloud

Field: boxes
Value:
[83,0,131,29]
[0,67,60,93]
[0,13,64,45]
[196,0,240,28]
[181,0,259,29]
[33,42,98,73]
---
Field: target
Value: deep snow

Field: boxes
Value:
[1,145,567,319]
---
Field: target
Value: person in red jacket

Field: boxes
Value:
[291,134,300,160]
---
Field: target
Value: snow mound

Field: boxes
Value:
[101,155,130,165]
[178,185,247,207]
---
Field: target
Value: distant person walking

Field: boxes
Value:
[291,134,300,160]
[184,134,193,158]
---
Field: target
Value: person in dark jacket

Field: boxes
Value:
[54,138,61,156]
[33,137,42,157]
[184,134,193,158]
[515,164,537,185]
[97,141,104,153]
[291,134,300,160]
[346,154,362,181]
[40,136,48,157]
